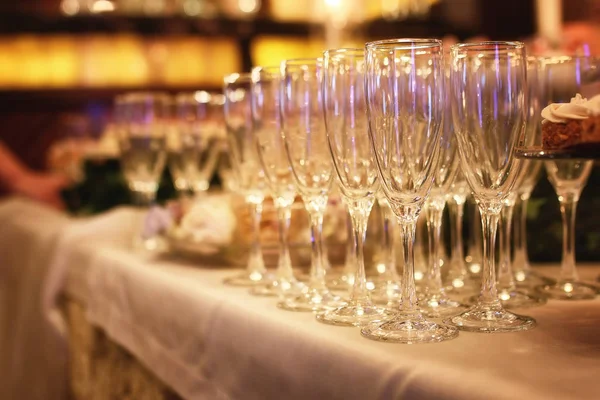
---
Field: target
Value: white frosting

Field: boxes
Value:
[585,94,600,116]
[541,94,590,123]
[541,93,600,123]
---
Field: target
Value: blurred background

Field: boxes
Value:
[0,0,598,261]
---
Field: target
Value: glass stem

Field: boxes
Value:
[347,199,374,304]
[343,210,356,279]
[558,194,579,283]
[497,202,516,291]
[275,201,294,280]
[448,198,467,279]
[425,201,445,296]
[308,212,328,290]
[468,201,483,270]
[478,207,501,307]
[380,201,398,281]
[134,190,156,208]
[513,195,531,274]
[398,219,419,316]
[247,201,266,274]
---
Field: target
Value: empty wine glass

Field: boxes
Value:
[117,92,170,251]
[278,58,343,312]
[445,41,535,332]
[420,68,468,318]
[361,38,458,343]
[251,65,305,297]
[316,48,388,326]
[536,56,597,300]
[223,73,271,286]
[472,65,548,307]
[169,91,222,197]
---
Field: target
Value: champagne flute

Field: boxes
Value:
[536,56,597,300]
[445,41,535,332]
[420,68,467,318]
[223,73,270,286]
[118,92,170,251]
[251,65,305,297]
[316,48,388,326]
[278,58,343,312]
[361,39,458,343]
[470,60,547,308]
[169,92,222,197]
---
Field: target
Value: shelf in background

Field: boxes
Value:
[0,13,322,37]
[0,86,221,112]
[0,12,463,39]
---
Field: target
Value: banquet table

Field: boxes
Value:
[1,197,600,400]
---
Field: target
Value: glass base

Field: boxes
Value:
[277,287,344,312]
[419,294,468,318]
[497,288,547,308]
[326,273,354,292]
[370,281,402,304]
[249,278,306,297]
[444,303,536,333]
[444,275,479,296]
[514,269,555,288]
[223,270,271,287]
[537,281,596,300]
[134,235,167,253]
[315,302,389,327]
[361,313,458,344]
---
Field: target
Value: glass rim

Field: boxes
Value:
[365,38,442,50]
[281,57,322,67]
[121,91,171,103]
[174,90,214,104]
[451,41,525,54]
[323,47,364,56]
[251,65,280,81]
[223,72,252,84]
[252,65,280,73]
[534,54,600,64]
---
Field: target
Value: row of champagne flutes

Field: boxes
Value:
[113,42,598,344]
[221,39,551,344]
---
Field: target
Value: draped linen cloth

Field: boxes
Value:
[2,198,600,400]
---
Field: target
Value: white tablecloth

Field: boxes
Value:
[0,198,70,400]
[1,198,600,400]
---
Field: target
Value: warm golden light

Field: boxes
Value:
[0,35,241,88]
